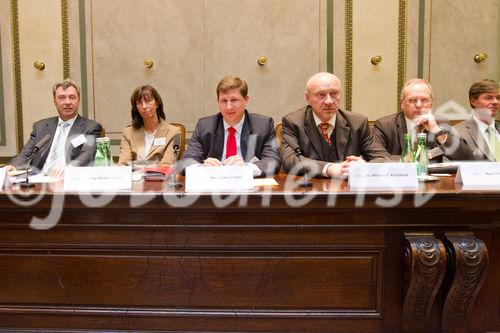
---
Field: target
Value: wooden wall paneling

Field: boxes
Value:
[429,0,500,121]
[18,0,64,143]
[90,0,204,142]
[203,0,323,127]
[0,0,17,157]
[351,0,400,119]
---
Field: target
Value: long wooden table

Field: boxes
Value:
[0,175,498,332]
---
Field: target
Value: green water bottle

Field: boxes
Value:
[94,138,107,167]
[414,133,428,176]
[103,137,113,166]
[400,133,414,163]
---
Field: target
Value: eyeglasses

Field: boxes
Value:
[406,97,431,105]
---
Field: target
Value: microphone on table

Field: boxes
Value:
[293,147,312,188]
[168,133,184,190]
[20,134,51,189]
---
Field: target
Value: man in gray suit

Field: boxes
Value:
[280,72,390,178]
[6,79,102,178]
[181,76,280,177]
[441,79,500,161]
[372,79,449,161]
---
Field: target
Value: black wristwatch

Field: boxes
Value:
[432,129,448,138]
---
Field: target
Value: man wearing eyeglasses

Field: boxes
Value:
[372,78,449,161]
[5,79,102,178]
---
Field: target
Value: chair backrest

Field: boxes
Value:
[170,122,186,159]
[275,123,283,148]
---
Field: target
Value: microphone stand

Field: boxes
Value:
[294,148,312,188]
[168,145,183,190]
[19,153,36,189]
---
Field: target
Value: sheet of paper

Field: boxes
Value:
[10,173,61,184]
[253,178,279,186]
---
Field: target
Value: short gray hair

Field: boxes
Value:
[400,78,433,101]
[52,79,81,98]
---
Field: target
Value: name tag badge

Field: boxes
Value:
[153,137,166,146]
[71,134,87,148]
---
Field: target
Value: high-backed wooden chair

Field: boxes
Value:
[170,122,186,159]
[275,123,286,174]
[275,123,283,148]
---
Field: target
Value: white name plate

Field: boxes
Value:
[455,162,500,189]
[64,166,132,192]
[0,167,11,191]
[349,163,418,190]
[185,165,253,192]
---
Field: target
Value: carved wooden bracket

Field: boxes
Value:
[402,232,446,331]
[442,232,489,332]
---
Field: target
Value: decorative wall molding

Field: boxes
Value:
[61,0,69,79]
[10,0,22,152]
[0,16,6,146]
[397,0,407,111]
[344,0,352,111]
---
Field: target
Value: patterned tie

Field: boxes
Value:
[225,127,237,159]
[487,126,500,162]
[318,122,331,144]
[46,122,70,172]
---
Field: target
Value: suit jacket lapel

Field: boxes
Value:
[467,119,494,161]
[65,115,84,161]
[210,114,225,160]
[132,127,146,159]
[304,107,324,159]
[145,120,168,159]
[240,111,251,161]
[37,118,58,168]
[396,112,406,151]
[335,111,349,161]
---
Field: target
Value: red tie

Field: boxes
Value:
[226,127,237,159]
[319,123,331,144]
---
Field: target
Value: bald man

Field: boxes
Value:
[280,72,390,178]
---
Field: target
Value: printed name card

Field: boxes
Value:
[185,165,253,192]
[64,166,132,192]
[0,167,11,191]
[349,163,418,190]
[455,162,500,189]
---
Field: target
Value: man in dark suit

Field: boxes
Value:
[6,79,102,178]
[280,72,390,178]
[372,78,449,161]
[181,76,280,177]
[441,79,500,161]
